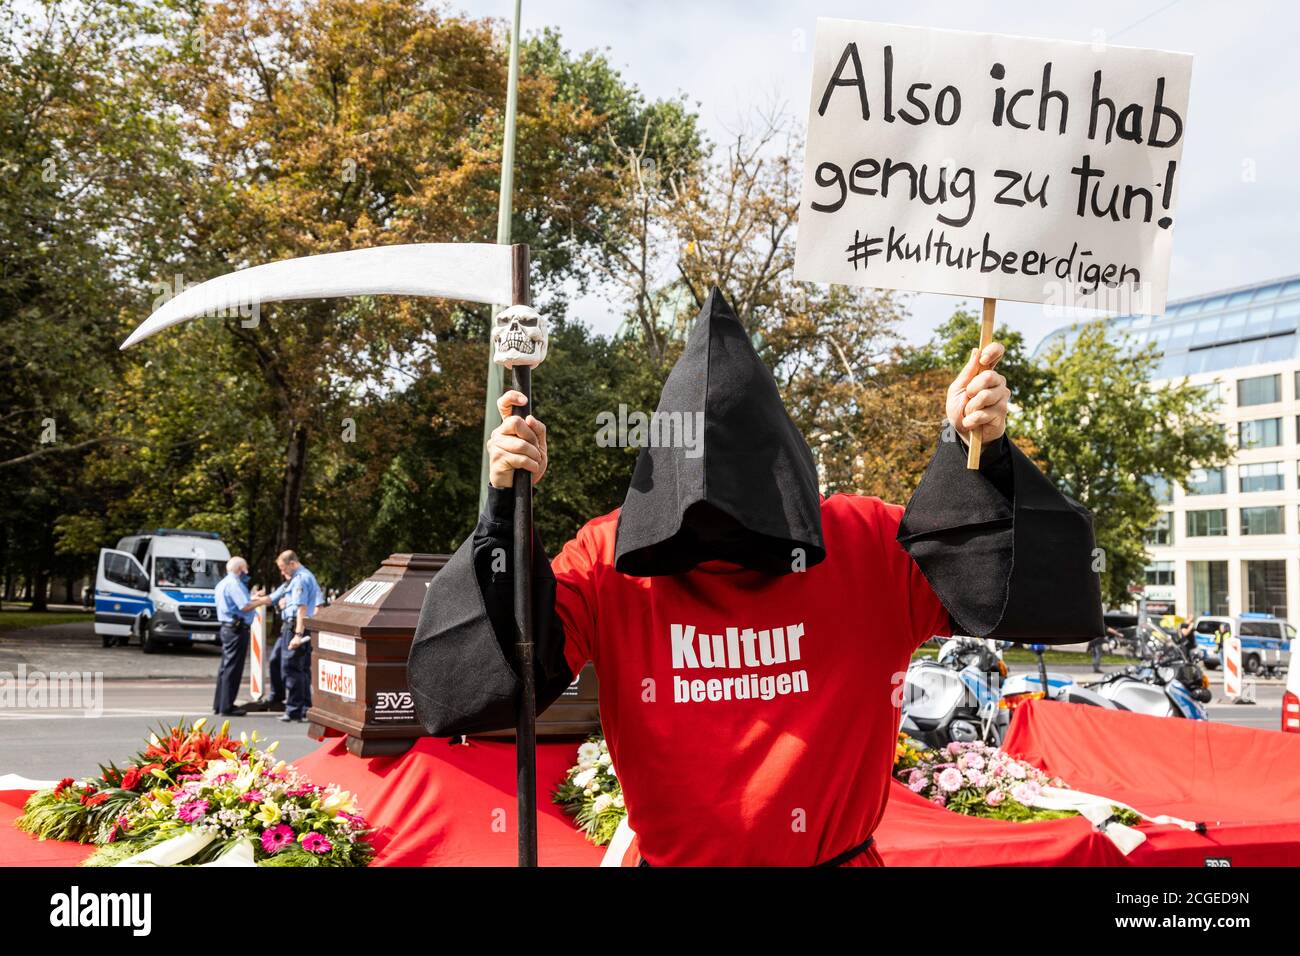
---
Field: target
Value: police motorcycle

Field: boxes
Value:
[998,642,1119,714]
[1088,628,1211,719]
[900,637,1010,747]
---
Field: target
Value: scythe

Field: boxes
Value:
[120,240,546,866]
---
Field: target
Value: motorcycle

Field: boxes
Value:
[900,637,1009,747]
[1089,634,1211,719]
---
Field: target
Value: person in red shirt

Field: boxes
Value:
[409,288,1102,866]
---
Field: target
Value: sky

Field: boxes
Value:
[455,0,1299,350]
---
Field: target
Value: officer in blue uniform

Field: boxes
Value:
[212,557,263,717]
[255,550,321,723]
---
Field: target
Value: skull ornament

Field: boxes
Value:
[492,304,549,368]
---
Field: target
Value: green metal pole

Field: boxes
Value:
[480,0,523,513]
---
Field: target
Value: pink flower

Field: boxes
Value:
[301,832,333,854]
[1012,781,1041,805]
[965,769,987,788]
[937,768,964,792]
[176,799,209,822]
[261,824,294,854]
[931,793,947,807]
[986,789,1005,806]
[338,811,368,829]
[239,790,265,803]
[958,752,985,771]
[946,741,964,756]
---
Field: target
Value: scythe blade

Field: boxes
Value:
[121,242,515,349]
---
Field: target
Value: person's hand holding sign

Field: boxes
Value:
[946,342,1009,452]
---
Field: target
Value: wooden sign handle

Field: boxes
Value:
[965,297,997,470]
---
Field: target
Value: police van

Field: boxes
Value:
[1192,612,1293,676]
[94,529,231,653]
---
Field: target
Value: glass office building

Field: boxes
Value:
[1035,275,1300,622]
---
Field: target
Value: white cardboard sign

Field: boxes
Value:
[794,20,1192,314]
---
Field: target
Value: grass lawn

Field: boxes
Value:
[912,646,1131,666]
[0,607,94,633]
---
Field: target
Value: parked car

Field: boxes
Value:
[94,528,229,652]
[1192,613,1293,675]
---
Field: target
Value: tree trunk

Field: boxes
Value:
[31,567,48,611]
[30,516,53,611]
[277,424,309,555]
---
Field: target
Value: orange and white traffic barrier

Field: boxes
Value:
[1223,635,1241,700]
[249,606,266,701]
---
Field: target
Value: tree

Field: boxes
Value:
[585,109,926,502]
[0,0,195,606]
[900,307,1051,413]
[1024,322,1232,606]
[40,1,704,591]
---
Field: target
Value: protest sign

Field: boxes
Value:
[795,19,1193,316]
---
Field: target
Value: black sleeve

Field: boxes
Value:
[896,432,1104,644]
[406,487,577,736]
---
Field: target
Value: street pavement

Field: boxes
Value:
[0,621,320,779]
[0,621,1290,779]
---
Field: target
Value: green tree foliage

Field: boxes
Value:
[1024,322,1232,607]
[900,307,1050,412]
[4,0,702,595]
[0,0,196,606]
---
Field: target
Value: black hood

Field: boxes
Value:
[613,287,825,577]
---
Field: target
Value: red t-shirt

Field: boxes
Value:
[551,493,951,866]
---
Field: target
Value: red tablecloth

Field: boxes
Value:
[873,701,1300,866]
[6,702,1300,867]
[1002,698,1300,866]
[291,736,603,867]
[0,790,96,867]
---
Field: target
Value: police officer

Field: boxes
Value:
[212,557,263,717]
[254,550,321,723]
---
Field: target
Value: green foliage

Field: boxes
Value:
[1025,322,1232,606]
[0,609,92,632]
[2,1,1235,616]
[0,0,197,605]
[901,307,1051,410]
[3,0,700,593]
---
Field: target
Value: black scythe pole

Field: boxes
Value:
[508,242,538,867]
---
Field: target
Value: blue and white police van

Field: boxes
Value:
[94,529,231,653]
[1193,612,1293,676]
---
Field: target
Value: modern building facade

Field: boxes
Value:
[1035,274,1300,623]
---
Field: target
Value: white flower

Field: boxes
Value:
[597,752,612,767]
[577,743,601,767]
[613,794,624,809]
[572,768,598,789]
[592,794,612,814]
